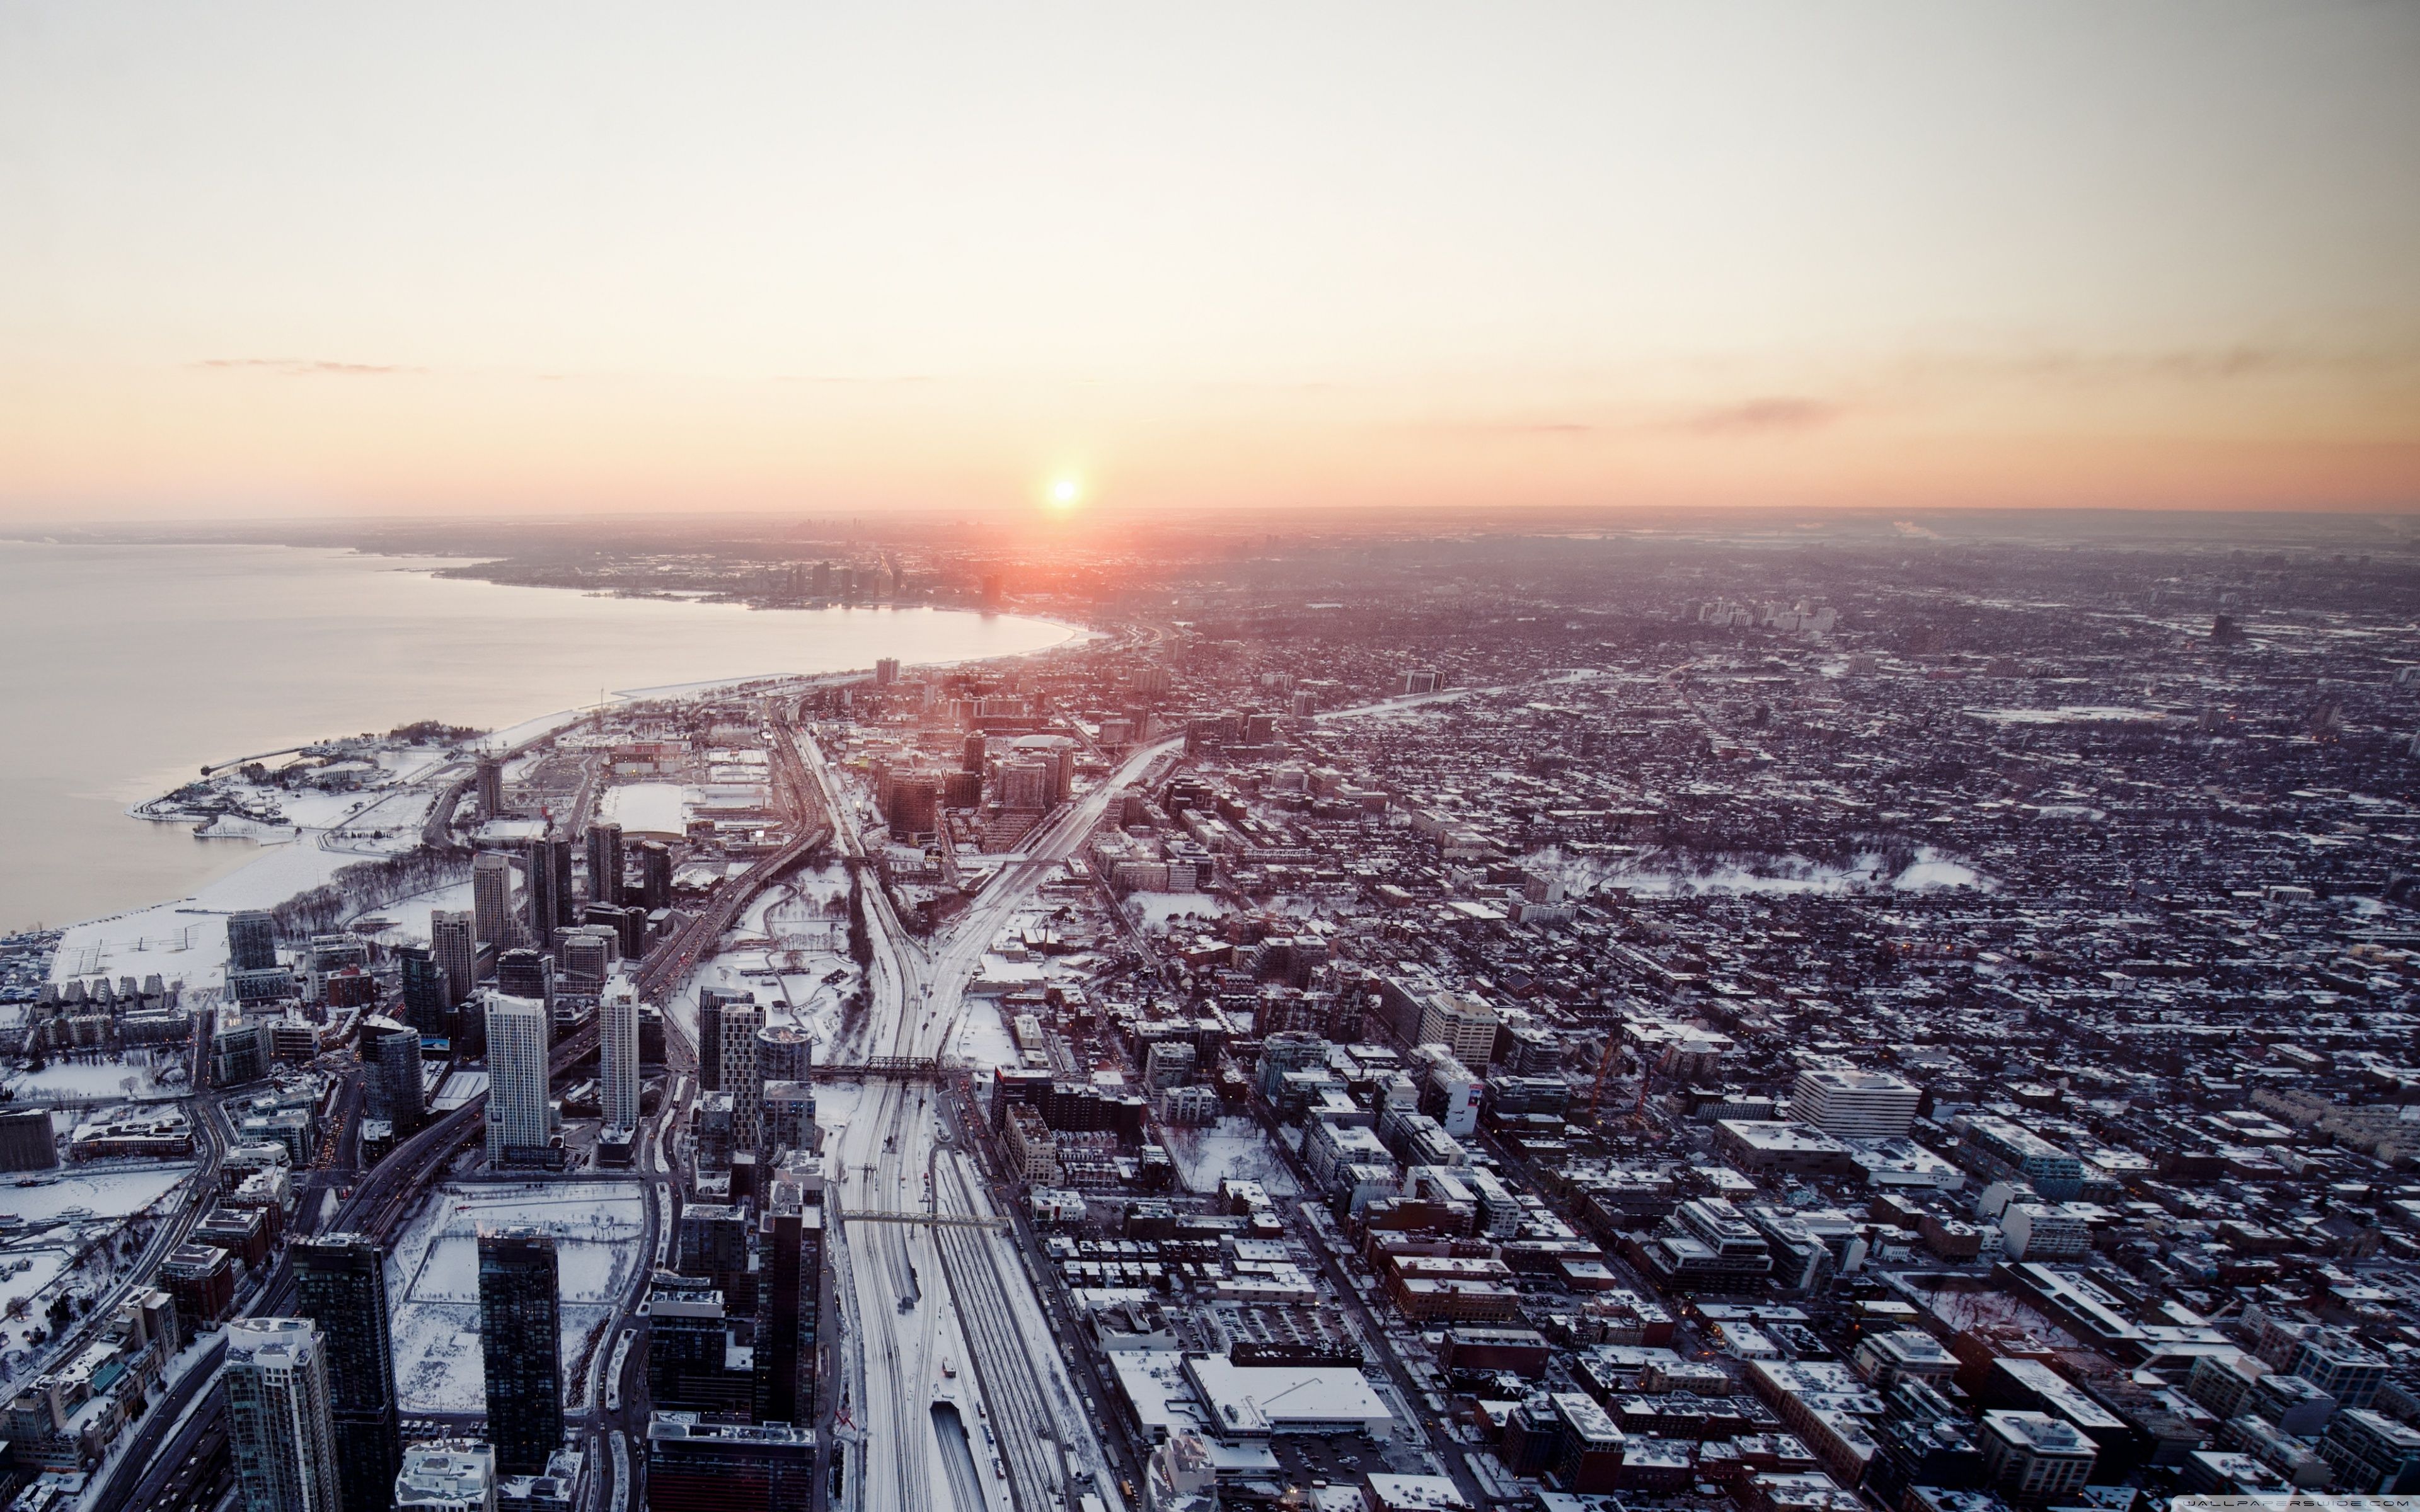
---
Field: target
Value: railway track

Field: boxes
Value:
[931,1159,1071,1511]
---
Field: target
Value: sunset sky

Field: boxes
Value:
[3,2,2416,521]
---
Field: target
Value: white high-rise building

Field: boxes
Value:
[718,1002,766,1151]
[601,983,640,1133]
[225,1317,343,1512]
[1417,991,1500,1068]
[483,993,553,1164]
[1790,1068,1922,1139]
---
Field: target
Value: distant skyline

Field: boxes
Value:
[3,1,2416,521]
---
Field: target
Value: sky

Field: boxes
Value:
[2,1,2416,523]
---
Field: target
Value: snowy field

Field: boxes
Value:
[1121,892,1228,929]
[664,866,858,1056]
[601,782,688,839]
[1161,1118,1300,1196]
[950,997,1018,1070]
[4,1166,190,1225]
[0,1249,78,1373]
[50,837,366,987]
[387,1181,646,1413]
[2,1166,195,1387]
[1,1057,173,1104]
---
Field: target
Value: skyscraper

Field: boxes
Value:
[526,835,573,946]
[483,994,552,1166]
[291,1236,402,1512]
[637,840,674,914]
[495,949,555,1036]
[753,1208,811,1424]
[719,1001,764,1150]
[397,944,446,1039]
[585,822,623,907]
[362,1016,424,1137]
[602,986,639,1134]
[694,990,734,1092]
[478,1228,564,1475]
[475,755,505,818]
[472,851,517,950]
[430,910,475,1009]
[225,1317,343,1512]
[227,910,279,973]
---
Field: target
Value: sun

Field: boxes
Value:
[1045,474,1084,512]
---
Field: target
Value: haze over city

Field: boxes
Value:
[7,11,2420,1512]
[4,1,2419,523]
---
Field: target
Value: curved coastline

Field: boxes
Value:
[0,539,1085,937]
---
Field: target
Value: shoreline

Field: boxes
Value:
[42,614,1103,980]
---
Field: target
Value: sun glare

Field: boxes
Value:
[1046,474,1084,512]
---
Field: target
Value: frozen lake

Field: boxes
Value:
[0,541,1073,932]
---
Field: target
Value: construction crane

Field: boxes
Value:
[1584,1027,1652,1128]
[1585,1029,1619,1123]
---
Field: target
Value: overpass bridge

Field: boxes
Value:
[838,1208,1008,1231]
[804,1055,966,1084]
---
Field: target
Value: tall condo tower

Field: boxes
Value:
[719,1001,766,1151]
[361,1017,424,1136]
[586,822,623,906]
[483,993,552,1164]
[430,909,475,1007]
[602,985,640,1133]
[472,851,517,950]
[224,1317,343,1512]
[478,1228,564,1474]
[291,1235,403,1512]
[226,910,278,973]
[526,835,573,944]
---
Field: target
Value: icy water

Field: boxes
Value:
[0,541,1074,932]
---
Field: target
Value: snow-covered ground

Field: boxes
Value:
[664,867,860,1054]
[1121,891,1228,929]
[1,1057,173,1104]
[3,1166,190,1225]
[0,1248,75,1361]
[949,997,1018,1070]
[602,782,688,839]
[387,1181,646,1413]
[1161,1118,1300,1196]
[1527,845,1992,897]
[49,837,368,988]
[1,1165,195,1385]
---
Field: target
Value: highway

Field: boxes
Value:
[97,1022,598,1512]
[816,722,1178,1512]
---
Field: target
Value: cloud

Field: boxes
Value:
[1912,341,2420,387]
[196,358,418,376]
[1416,401,1849,440]
[1674,397,1846,435]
